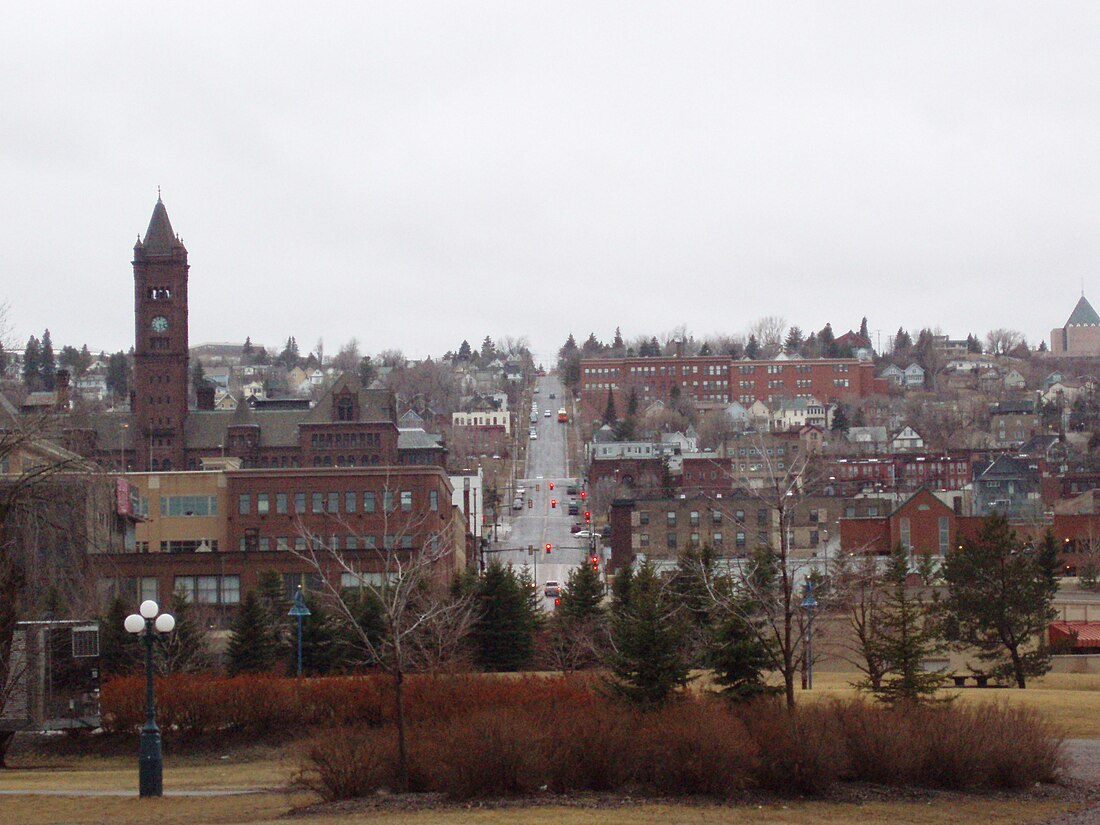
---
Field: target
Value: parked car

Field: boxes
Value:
[512,497,523,510]
[568,503,579,515]
[544,580,561,598]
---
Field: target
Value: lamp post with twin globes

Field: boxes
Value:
[124,600,175,797]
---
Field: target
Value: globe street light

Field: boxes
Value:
[125,599,175,797]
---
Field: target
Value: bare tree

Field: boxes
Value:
[1,411,102,762]
[749,316,787,357]
[330,338,362,373]
[985,329,1024,357]
[698,436,830,709]
[831,550,888,689]
[289,486,474,791]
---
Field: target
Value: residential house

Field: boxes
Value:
[902,364,926,388]
[990,401,1040,447]
[891,426,924,452]
[971,455,1042,519]
[770,396,828,432]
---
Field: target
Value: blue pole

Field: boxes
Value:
[296,614,303,677]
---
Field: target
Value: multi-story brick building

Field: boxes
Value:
[579,354,887,416]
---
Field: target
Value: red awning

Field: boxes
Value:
[1050,621,1100,648]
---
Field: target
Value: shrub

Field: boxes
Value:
[830,700,922,785]
[539,700,631,792]
[741,699,845,794]
[411,708,544,798]
[627,699,758,797]
[294,726,396,800]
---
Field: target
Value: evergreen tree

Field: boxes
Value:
[255,570,292,659]
[39,329,55,390]
[859,316,869,339]
[802,331,819,358]
[966,334,983,354]
[473,560,537,671]
[627,388,639,418]
[784,326,804,355]
[819,323,836,358]
[155,592,212,674]
[296,594,348,674]
[894,327,913,351]
[98,596,140,676]
[190,358,206,393]
[581,332,602,355]
[867,544,948,705]
[831,404,850,432]
[698,341,712,355]
[612,327,624,351]
[606,560,690,706]
[78,344,92,375]
[603,388,617,426]
[242,336,254,357]
[22,335,41,390]
[106,351,130,400]
[457,339,472,361]
[559,562,605,623]
[943,516,1058,688]
[226,591,281,674]
[708,606,778,702]
[745,334,760,360]
[479,335,496,362]
[648,336,660,357]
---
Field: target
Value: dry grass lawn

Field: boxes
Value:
[0,794,1083,825]
[797,669,1100,736]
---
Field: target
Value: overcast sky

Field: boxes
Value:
[2,2,1099,365]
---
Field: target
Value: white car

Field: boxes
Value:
[575,530,594,539]
[544,410,551,417]
[529,430,538,440]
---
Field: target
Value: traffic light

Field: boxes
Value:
[584,510,591,523]
[545,543,552,554]
[590,554,599,571]
[551,498,557,508]
[580,490,586,499]
[554,597,561,606]
[549,481,554,490]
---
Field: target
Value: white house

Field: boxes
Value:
[451,409,511,434]
[891,425,924,452]
[902,364,926,387]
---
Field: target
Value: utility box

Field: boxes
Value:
[1,621,101,732]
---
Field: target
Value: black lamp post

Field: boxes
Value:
[124,599,175,797]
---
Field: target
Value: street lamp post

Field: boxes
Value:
[801,581,818,691]
[124,599,175,797]
[287,586,311,677]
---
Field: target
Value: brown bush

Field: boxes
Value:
[538,700,631,792]
[294,726,396,800]
[411,708,544,798]
[627,699,759,797]
[741,699,845,794]
[830,700,923,785]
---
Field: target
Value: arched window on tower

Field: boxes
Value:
[336,395,355,422]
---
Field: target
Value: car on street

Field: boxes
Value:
[534,387,540,393]
[512,497,523,510]
[544,580,560,598]
[549,393,556,399]
[570,522,582,533]
[568,503,579,515]
[566,484,579,495]
[575,530,594,539]
[529,428,538,440]
[543,410,551,417]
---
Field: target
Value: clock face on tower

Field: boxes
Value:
[151,315,169,333]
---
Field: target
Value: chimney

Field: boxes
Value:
[675,338,685,358]
[55,370,71,410]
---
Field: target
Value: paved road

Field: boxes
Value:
[492,375,596,611]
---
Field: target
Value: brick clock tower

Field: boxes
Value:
[132,197,189,471]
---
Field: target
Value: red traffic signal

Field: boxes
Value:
[545,543,552,553]
[554,597,561,606]
[548,481,554,490]
[584,510,591,523]
[590,554,599,570]
[551,498,557,508]
[580,490,586,499]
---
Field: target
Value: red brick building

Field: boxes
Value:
[579,354,887,415]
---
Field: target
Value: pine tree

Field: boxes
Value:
[831,404,850,432]
[226,591,281,674]
[606,560,690,706]
[457,339,472,361]
[39,329,55,390]
[78,344,92,375]
[480,335,496,362]
[22,335,41,390]
[745,334,760,359]
[943,516,1058,688]
[242,336,254,356]
[98,596,140,676]
[867,544,948,706]
[784,326,804,355]
[612,327,624,350]
[708,606,778,702]
[155,592,212,674]
[859,316,869,339]
[698,341,712,355]
[106,351,130,400]
[190,358,206,393]
[818,323,836,358]
[603,388,617,425]
[559,562,604,622]
[473,561,537,671]
[894,327,913,351]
